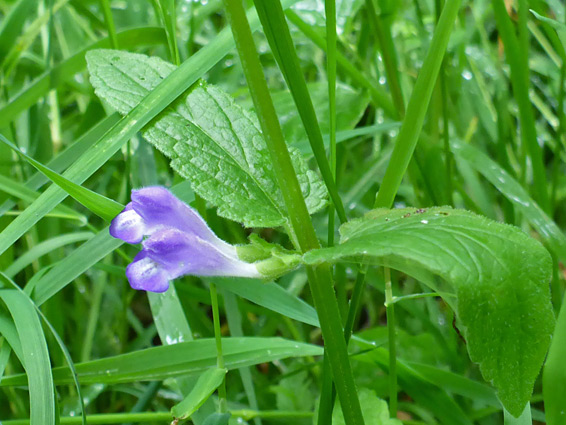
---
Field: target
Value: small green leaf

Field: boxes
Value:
[304,207,555,416]
[332,388,402,425]
[171,367,227,420]
[86,49,327,228]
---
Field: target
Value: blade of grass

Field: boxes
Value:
[212,277,319,327]
[0,175,85,223]
[0,273,86,425]
[0,134,123,222]
[157,0,180,65]
[374,0,461,209]
[451,139,566,263]
[32,226,122,305]
[325,0,338,246]
[544,291,566,425]
[1,0,70,77]
[491,0,550,213]
[0,0,36,62]
[286,10,397,118]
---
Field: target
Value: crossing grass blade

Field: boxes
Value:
[285,10,396,118]
[171,367,227,420]
[491,0,550,213]
[4,232,93,278]
[543,293,566,425]
[222,291,261,425]
[374,0,461,209]
[0,174,85,223]
[0,337,323,386]
[32,226,122,305]
[0,312,24,363]
[0,274,86,425]
[0,134,123,222]
[452,139,566,263]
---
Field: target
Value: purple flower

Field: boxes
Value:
[110,186,260,292]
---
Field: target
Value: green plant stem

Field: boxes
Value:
[318,270,367,425]
[158,0,180,65]
[286,9,397,118]
[374,0,461,209]
[326,0,338,246]
[384,267,397,417]
[365,0,405,115]
[0,410,315,425]
[491,0,550,213]
[221,1,364,423]
[253,0,347,225]
[210,282,227,413]
[435,0,453,206]
[99,0,118,49]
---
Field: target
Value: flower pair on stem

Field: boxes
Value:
[110,186,263,292]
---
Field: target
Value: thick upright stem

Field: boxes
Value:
[221,1,364,423]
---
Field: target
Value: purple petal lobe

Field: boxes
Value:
[126,251,170,293]
[130,186,235,254]
[109,203,146,243]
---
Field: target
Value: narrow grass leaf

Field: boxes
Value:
[452,139,566,263]
[32,226,122,305]
[543,293,566,425]
[0,174,85,223]
[0,289,56,425]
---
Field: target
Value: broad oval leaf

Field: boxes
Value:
[86,49,327,228]
[304,207,555,416]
